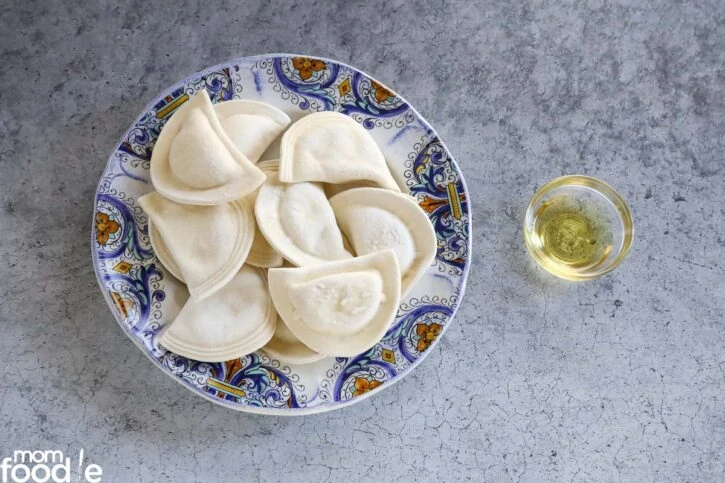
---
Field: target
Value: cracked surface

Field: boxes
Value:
[1,0,724,481]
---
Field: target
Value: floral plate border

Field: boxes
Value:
[92,54,471,415]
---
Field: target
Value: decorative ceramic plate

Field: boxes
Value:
[92,54,471,415]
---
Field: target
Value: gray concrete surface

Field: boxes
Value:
[1,0,724,481]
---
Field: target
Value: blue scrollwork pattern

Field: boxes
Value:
[406,137,470,273]
[386,297,454,363]
[95,192,154,261]
[102,263,164,336]
[332,345,398,402]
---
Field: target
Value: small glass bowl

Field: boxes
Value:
[524,175,633,281]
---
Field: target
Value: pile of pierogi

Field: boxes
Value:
[139,90,436,364]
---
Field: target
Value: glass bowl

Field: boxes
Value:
[524,175,633,281]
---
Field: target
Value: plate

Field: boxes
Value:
[92,54,471,414]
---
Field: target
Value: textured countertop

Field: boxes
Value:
[1,1,724,481]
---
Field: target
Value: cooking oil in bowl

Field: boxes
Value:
[524,176,632,280]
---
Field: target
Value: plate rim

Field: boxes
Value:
[91,53,472,415]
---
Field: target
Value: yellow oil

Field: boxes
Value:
[533,198,613,271]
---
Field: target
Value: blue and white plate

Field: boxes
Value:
[92,54,471,414]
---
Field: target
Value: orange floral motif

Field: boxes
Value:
[292,57,326,81]
[418,195,447,214]
[371,80,394,103]
[352,377,382,397]
[416,323,442,352]
[110,291,134,319]
[224,359,244,382]
[418,192,467,215]
[95,212,120,245]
